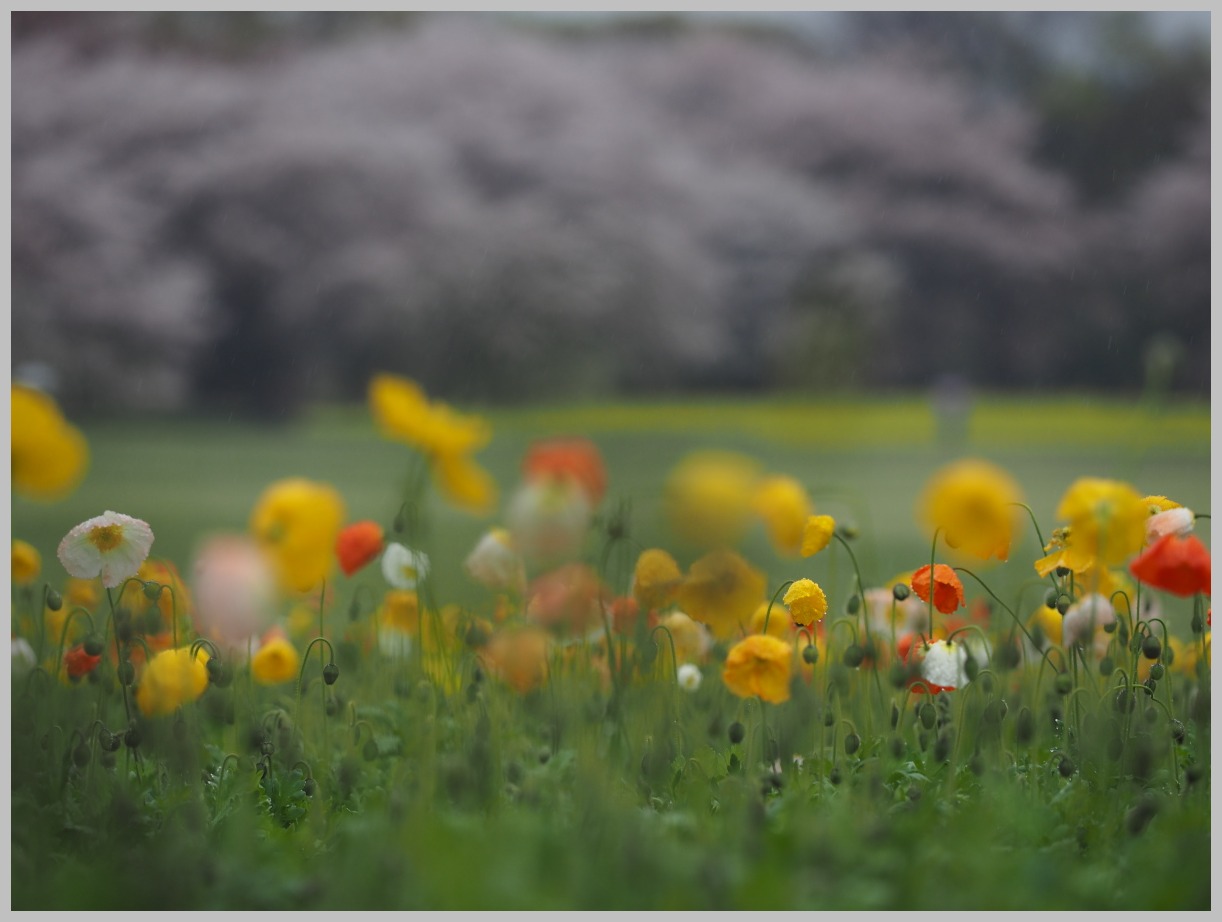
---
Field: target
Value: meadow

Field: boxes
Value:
[9,391,1212,909]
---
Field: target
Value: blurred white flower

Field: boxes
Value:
[677,662,703,692]
[921,639,969,691]
[464,527,526,594]
[1062,593,1116,655]
[1146,507,1194,542]
[507,478,592,568]
[382,542,431,590]
[11,638,36,677]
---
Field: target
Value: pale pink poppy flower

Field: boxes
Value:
[191,534,277,654]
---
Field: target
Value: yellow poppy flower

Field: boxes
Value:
[783,578,828,627]
[12,540,41,586]
[664,451,760,549]
[674,548,767,640]
[749,600,791,639]
[434,451,498,515]
[801,515,836,557]
[249,478,346,594]
[135,647,209,717]
[1036,478,1148,575]
[722,634,792,704]
[919,458,1022,562]
[251,634,301,685]
[753,475,812,557]
[11,384,89,501]
[632,548,683,611]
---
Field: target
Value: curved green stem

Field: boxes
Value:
[762,580,795,637]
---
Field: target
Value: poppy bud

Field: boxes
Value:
[844,733,861,756]
[117,660,135,686]
[83,635,104,657]
[303,778,317,797]
[828,766,842,785]
[728,721,745,745]
[46,589,62,611]
[124,725,142,749]
[72,742,91,767]
[846,595,861,615]
[1054,673,1073,695]
[933,731,951,763]
[802,644,819,666]
[919,703,936,730]
[889,736,905,758]
[1044,588,1058,609]
[1142,635,1162,661]
[1171,719,1186,744]
[1016,707,1034,745]
[1056,597,1070,616]
[1191,612,1204,634]
[837,524,858,541]
[1058,756,1075,778]
[843,644,864,668]
[206,659,232,688]
[143,580,163,600]
[890,702,900,729]
[1149,663,1165,681]
[892,584,910,602]
[823,710,836,728]
[1099,656,1114,677]
[323,663,340,686]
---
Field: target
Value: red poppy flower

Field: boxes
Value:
[522,438,607,506]
[335,521,385,577]
[1129,533,1211,597]
[910,564,966,614]
[64,643,102,679]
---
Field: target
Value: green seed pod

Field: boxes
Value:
[728,721,745,745]
[837,524,859,541]
[843,644,865,668]
[828,766,842,786]
[890,702,900,729]
[45,589,63,612]
[1054,673,1073,695]
[143,580,163,601]
[823,710,836,728]
[844,733,861,756]
[1044,588,1059,609]
[846,595,861,615]
[1099,656,1115,677]
[1142,635,1162,661]
[1016,707,1035,745]
[892,584,910,602]
[802,644,819,666]
[303,778,317,797]
[323,663,340,686]
[1171,719,1186,744]
[1149,663,1165,681]
[83,635,105,657]
[1056,597,1070,616]
[919,703,936,730]
[1102,619,1117,634]
[1058,756,1076,778]
[1191,612,1204,634]
[123,725,142,749]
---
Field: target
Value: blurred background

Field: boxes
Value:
[11,10,1211,420]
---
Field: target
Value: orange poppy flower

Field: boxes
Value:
[336,521,385,577]
[522,438,607,507]
[1129,534,1211,597]
[910,564,965,615]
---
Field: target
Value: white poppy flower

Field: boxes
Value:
[381,542,431,590]
[57,510,154,589]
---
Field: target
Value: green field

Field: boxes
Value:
[13,393,1211,625]
[10,393,1212,910]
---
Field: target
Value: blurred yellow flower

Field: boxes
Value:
[675,548,767,641]
[368,373,498,515]
[1026,603,1063,649]
[749,600,791,639]
[632,548,683,611]
[480,624,552,694]
[434,452,499,515]
[783,578,828,628]
[656,610,712,664]
[664,451,760,549]
[12,540,41,586]
[11,384,89,501]
[1035,478,1148,574]
[249,478,346,594]
[801,515,836,557]
[722,634,792,704]
[753,475,812,557]
[919,458,1022,562]
[251,634,301,685]
[135,647,209,717]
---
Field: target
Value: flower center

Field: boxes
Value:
[88,524,123,552]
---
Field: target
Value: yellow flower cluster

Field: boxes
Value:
[250,478,346,594]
